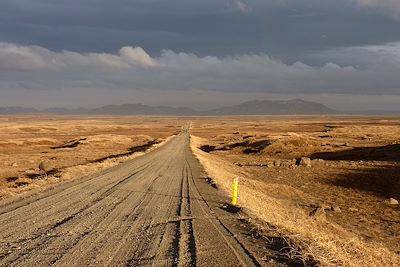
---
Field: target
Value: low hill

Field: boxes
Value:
[0,107,38,114]
[90,104,198,115]
[205,99,337,115]
[6,99,399,115]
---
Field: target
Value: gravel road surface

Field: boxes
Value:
[0,129,271,266]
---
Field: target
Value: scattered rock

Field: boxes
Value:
[387,198,399,206]
[38,161,50,173]
[266,161,274,168]
[282,159,297,168]
[204,177,218,189]
[312,159,324,165]
[320,204,332,211]
[298,157,312,167]
[274,160,282,167]
[332,206,341,213]
[11,162,18,167]
[309,207,326,221]
[280,161,292,168]
[349,207,359,212]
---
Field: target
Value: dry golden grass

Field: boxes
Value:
[0,115,185,199]
[1,115,399,265]
[191,136,399,266]
[190,116,400,267]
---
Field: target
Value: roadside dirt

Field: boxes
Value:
[0,116,182,199]
[190,116,400,266]
[2,115,399,266]
[0,129,303,266]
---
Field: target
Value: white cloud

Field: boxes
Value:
[0,42,400,97]
[118,46,156,67]
[0,43,155,71]
[0,43,48,70]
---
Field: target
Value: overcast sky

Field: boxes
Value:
[1,0,400,110]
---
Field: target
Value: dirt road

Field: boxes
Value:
[0,129,269,266]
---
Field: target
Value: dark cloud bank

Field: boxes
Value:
[0,0,400,110]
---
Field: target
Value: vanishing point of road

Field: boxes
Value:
[0,128,267,266]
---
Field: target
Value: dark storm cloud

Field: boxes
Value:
[1,0,400,109]
[1,0,400,61]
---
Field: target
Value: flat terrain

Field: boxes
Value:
[0,116,183,198]
[0,130,274,266]
[1,115,399,266]
[190,116,400,266]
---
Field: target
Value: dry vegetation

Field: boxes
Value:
[190,116,400,266]
[1,115,399,266]
[0,116,183,199]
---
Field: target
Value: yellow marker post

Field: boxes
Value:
[232,177,239,206]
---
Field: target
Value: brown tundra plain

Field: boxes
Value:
[0,116,182,198]
[0,115,399,266]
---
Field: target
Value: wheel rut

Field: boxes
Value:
[0,129,270,267]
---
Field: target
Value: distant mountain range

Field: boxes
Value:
[0,106,38,114]
[1,99,399,115]
[206,99,336,115]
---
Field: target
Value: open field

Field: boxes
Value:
[0,116,183,199]
[1,115,399,266]
[190,116,400,266]
[0,124,294,266]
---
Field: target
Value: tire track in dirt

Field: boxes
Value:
[0,129,268,266]
[0,162,152,245]
[183,139,260,267]
[46,154,175,266]
[0,161,152,233]
[0,163,158,266]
